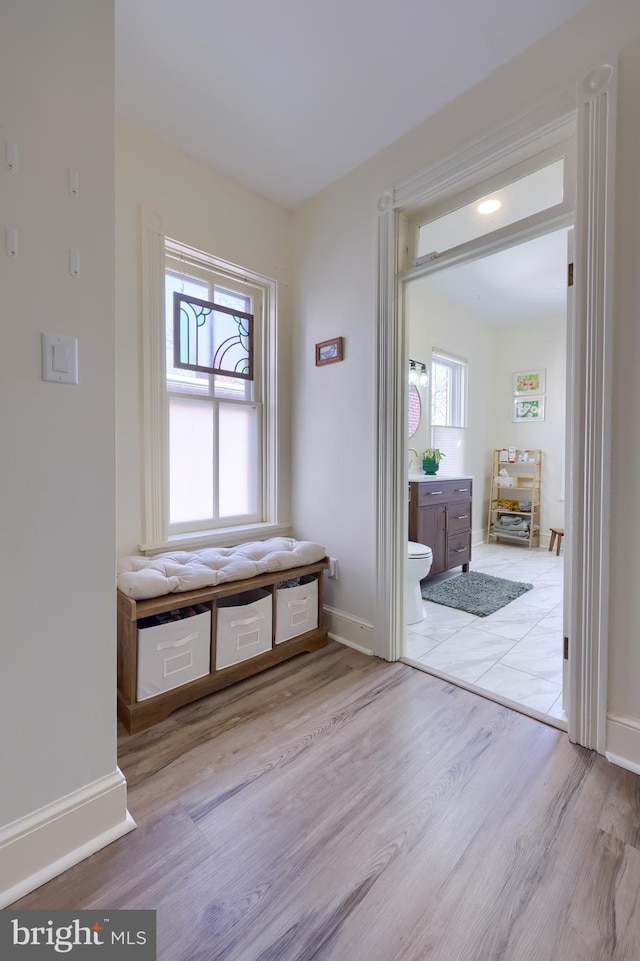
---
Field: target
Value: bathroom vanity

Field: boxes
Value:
[408,476,473,578]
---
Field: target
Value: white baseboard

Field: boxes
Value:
[324,605,374,655]
[0,767,135,908]
[605,713,640,775]
[472,528,486,548]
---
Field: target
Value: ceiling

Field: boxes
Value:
[415,228,570,325]
[115,0,592,209]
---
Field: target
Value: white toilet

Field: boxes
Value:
[406,541,433,624]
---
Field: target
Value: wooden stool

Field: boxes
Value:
[549,527,564,556]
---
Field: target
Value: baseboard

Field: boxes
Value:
[0,767,135,908]
[324,605,375,655]
[605,713,640,775]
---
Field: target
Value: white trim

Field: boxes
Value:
[605,713,640,774]
[566,61,617,753]
[139,521,293,554]
[375,196,406,661]
[324,605,375,655]
[394,86,576,209]
[0,769,135,908]
[140,207,168,546]
[140,219,282,546]
[375,66,617,753]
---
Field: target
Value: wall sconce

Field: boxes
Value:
[409,359,429,388]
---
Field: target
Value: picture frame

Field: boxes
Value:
[513,395,545,422]
[315,336,344,366]
[512,369,546,395]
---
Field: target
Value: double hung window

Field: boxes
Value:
[431,351,467,475]
[164,259,263,532]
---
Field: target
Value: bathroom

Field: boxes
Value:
[403,232,568,724]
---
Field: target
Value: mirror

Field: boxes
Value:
[408,384,421,437]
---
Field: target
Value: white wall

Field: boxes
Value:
[0,0,130,904]
[291,0,640,742]
[491,315,567,533]
[115,119,294,555]
[407,282,497,541]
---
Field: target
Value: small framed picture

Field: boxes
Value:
[315,336,344,366]
[513,395,545,422]
[513,369,545,394]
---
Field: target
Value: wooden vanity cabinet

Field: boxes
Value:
[409,478,473,578]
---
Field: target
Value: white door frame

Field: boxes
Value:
[374,62,617,752]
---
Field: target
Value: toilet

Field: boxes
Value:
[406,541,433,624]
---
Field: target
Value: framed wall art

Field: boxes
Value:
[315,336,343,366]
[513,395,545,422]
[512,369,546,395]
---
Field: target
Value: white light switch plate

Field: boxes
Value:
[42,333,78,384]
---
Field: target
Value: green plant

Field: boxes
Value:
[422,448,445,465]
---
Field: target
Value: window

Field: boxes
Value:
[164,257,264,533]
[431,351,467,475]
[431,351,466,428]
[140,220,281,551]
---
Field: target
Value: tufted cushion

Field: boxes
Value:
[117,537,327,600]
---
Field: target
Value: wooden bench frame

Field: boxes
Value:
[117,558,329,733]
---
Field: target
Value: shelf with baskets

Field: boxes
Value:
[486,449,542,550]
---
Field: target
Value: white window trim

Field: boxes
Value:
[139,209,288,553]
[431,349,467,430]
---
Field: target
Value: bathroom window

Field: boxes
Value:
[431,351,467,428]
[431,351,467,475]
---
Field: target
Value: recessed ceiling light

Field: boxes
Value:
[477,198,502,215]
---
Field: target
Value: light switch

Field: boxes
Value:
[42,333,78,384]
[52,343,69,373]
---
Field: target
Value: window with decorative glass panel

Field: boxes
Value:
[164,263,263,533]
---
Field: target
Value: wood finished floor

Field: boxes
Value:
[14,642,640,961]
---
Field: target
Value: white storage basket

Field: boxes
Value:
[275,576,318,644]
[137,608,211,701]
[216,589,272,670]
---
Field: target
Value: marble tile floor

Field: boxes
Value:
[403,541,566,725]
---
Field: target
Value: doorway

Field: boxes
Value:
[402,228,570,728]
[374,64,616,753]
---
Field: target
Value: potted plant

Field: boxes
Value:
[422,447,445,475]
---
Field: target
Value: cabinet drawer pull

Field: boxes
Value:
[455,515,468,520]
[453,547,468,553]
[428,490,443,495]
[455,487,469,492]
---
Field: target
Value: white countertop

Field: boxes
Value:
[408,474,474,482]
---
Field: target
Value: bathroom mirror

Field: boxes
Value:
[408,385,421,437]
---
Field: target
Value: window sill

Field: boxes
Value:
[138,522,293,556]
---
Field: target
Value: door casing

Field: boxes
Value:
[374,62,617,753]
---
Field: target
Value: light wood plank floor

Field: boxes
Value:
[14,642,640,960]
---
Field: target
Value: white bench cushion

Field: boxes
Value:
[117,537,326,600]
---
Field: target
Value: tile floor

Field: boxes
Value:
[403,541,566,724]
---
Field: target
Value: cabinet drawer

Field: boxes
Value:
[416,479,472,506]
[447,532,471,566]
[448,501,472,534]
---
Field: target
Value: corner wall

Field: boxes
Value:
[0,0,132,905]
